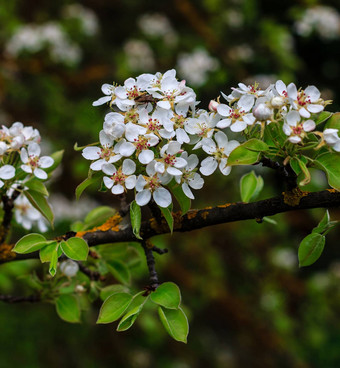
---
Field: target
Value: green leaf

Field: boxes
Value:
[298,233,325,267]
[324,112,340,130]
[314,152,340,190]
[168,181,191,215]
[39,241,58,263]
[25,179,49,196]
[297,157,311,186]
[158,307,189,343]
[315,111,332,125]
[55,294,81,323]
[116,293,147,331]
[45,150,64,175]
[84,206,116,229]
[95,243,128,260]
[61,238,89,261]
[130,200,142,240]
[263,217,277,225]
[13,233,47,254]
[228,139,268,166]
[49,247,59,277]
[107,260,131,285]
[150,282,181,309]
[160,205,174,233]
[75,172,102,200]
[240,171,257,203]
[24,190,54,225]
[312,210,338,235]
[100,285,130,301]
[97,292,133,324]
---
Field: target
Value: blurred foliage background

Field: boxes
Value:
[1,0,340,367]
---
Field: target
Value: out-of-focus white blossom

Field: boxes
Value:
[177,49,219,87]
[124,40,155,72]
[62,4,99,36]
[60,259,79,277]
[295,6,340,40]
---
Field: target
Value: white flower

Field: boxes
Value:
[323,128,340,151]
[14,194,47,232]
[20,142,54,179]
[92,83,115,106]
[82,131,122,171]
[154,141,187,176]
[287,83,324,118]
[102,159,136,194]
[186,111,219,148]
[283,111,315,143]
[200,131,239,176]
[0,165,15,188]
[135,163,172,208]
[216,95,256,132]
[60,260,79,277]
[103,112,126,139]
[175,153,204,199]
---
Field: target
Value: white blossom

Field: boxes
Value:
[283,111,315,143]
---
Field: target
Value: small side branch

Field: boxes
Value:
[0,188,21,244]
[260,157,297,190]
[77,262,105,281]
[142,240,160,290]
[0,294,40,303]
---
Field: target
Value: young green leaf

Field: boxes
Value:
[168,181,191,215]
[75,172,102,200]
[312,210,338,235]
[315,111,332,125]
[49,247,59,277]
[116,293,148,331]
[298,233,326,267]
[39,241,59,263]
[106,260,131,285]
[84,206,116,229]
[324,112,340,130]
[160,205,174,233]
[228,139,268,166]
[61,238,89,261]
[240,171,258,203]
[130,200,142,240]
[99,285,130,301]
[13,233,48,254]
[95,243,128,260]
[24,190,54,225]
[158,307,189,343]
[150,282,181,309]
[97,292,133,324]
[55,294,81,323]
[314,152,340,191]
[297,157,311,186]
[25,179,49,196]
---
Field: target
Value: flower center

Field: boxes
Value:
[172,114,185,129]
[134,136,151,153]
[28,155,40,168]
[111,169,126,185]
[127,86,142,99]
[100,147,115,161]
[146,174,160,192]
[147,118,161,132]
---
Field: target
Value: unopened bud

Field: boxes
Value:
[209,100,219,112]
[60,260,79,277]
[253,103,272,121]
[271,96,284,108]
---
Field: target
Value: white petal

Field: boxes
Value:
[102,163,116,175]
[99,130,113,147]
[219,160,231,176]
[225,140,240,155]
[299,107,311,118]
[34,168,47,179]
[155,161,165,174]
[153,188,172,208]
[217,104,231,117]
[285,111,301,126]
[238,94,254,112]
[39,156,54,168]
[82,146,101,160]
[216,118,231,129]
[122,159,136,175]
[21,164,32,174]
[112,184,124,195]
[101,84,114,95]
[303,120,316,132]
[200,158,218,176]
[176,128,190,144]
[289,136,301,144]
[305,86,320,102]
[275,80,286,96]
[287,83,297,100]
[119,142,136,157]
[92,96,111,106]
[214,131,229,150]
[188,173,204,189]
[167,141,181,155]
[139,150,154,164]
[182,183,194,199]
[136,189,152,206]
[0,165,15,179]
[125,175,136,189]
[90,159,105,171]
[136,175,147,191]
[174,157,187,169]
[307,104,324,113]
[230,121,247,132]
[20,148,28,163]
[186,154,199,171]
[167,167,182,176]
[157,101,171,110]
[103,176,114,189]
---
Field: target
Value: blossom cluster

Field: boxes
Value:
[85,69,334,208]
[0,122,54,230]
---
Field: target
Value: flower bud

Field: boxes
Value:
[271,96,284,108]
[60,260,79,277]
[208,100,219,112]
[253,103,272,121]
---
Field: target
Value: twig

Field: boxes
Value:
[260,157,297,190]
[142,240,159,290]
[0,188,22,244]
[77,262,105,281]
[0,294,40,303]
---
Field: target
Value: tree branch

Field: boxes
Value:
[0,294,40,303]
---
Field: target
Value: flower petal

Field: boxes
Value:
[153,188,172,208]
[136,189,152,206]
